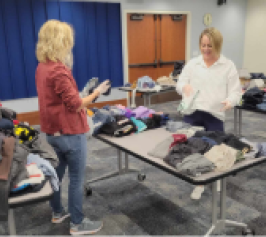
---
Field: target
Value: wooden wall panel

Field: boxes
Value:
[127,14,155,64]
[160,15,186,61]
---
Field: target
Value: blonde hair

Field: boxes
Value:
[199,27,223,55]
[36,20,74,65]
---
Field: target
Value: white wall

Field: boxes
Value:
[243,0,266,74]
[2,0,247,112]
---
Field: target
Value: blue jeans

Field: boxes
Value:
[46,134,87,224]
[183,110,224,132]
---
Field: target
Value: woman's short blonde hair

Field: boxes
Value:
[199,27,223,55]
[36,20,74,64]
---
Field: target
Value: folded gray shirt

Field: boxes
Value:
[166,121,191,133]
[148,136,174,159]
[176,153,215,177]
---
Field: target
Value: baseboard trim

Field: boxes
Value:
[17,99,127,125]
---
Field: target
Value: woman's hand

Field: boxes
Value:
[182,84,193,97]
[220,100,232,111]
[95,80,111,94]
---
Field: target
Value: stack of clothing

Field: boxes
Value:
[148,130,258,177]
[156,76,176,86]
[241,87,265,110]
[0,106,17,130]
[86,105,169,137]
[0,105,59,221]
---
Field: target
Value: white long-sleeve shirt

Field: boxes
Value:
[176,55,242,121]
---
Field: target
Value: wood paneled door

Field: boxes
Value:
[127,13,187,84]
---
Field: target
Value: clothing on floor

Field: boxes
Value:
[176,153,215,176]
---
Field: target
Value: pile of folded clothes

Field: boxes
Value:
[86,105,169,137]
[156,76,176,86]
[0,104,59,221]
[241,87,266,110]
[147,123,264,177]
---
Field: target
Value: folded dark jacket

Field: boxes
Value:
[194,130,229,144]
[100,117,137,137]
[0,107,17,120]
[250,73,264,79]
[164,137,212,168]
[0,118,13,130]
[225,137,251,153]
[140,114,162,130]
[194,131,251,153]
[242,87,265,104]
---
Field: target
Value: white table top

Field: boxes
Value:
[96,128,266,185]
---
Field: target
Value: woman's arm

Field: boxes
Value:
[225,70,242,107]
[176,62,193,97]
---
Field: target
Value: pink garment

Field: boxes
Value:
[116,104,126,110]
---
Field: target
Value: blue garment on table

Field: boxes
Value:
[160,114,170,126]
[0,118,13,129]
[11,183,30,193]
[200,136,217,146]
[102,105,110,110]
[27,153,59,191]
[92,109,115,135]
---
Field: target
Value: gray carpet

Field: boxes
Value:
[1,101,266,235]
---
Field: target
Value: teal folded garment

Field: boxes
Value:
[130,117,147,133]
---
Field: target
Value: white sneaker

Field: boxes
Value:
[191,186,205,200]
[217,180,221,192]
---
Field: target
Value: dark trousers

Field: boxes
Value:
[183,110,224,132]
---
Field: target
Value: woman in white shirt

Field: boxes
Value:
[176,27,242,200]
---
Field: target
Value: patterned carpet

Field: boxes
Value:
[1,101,266,235]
